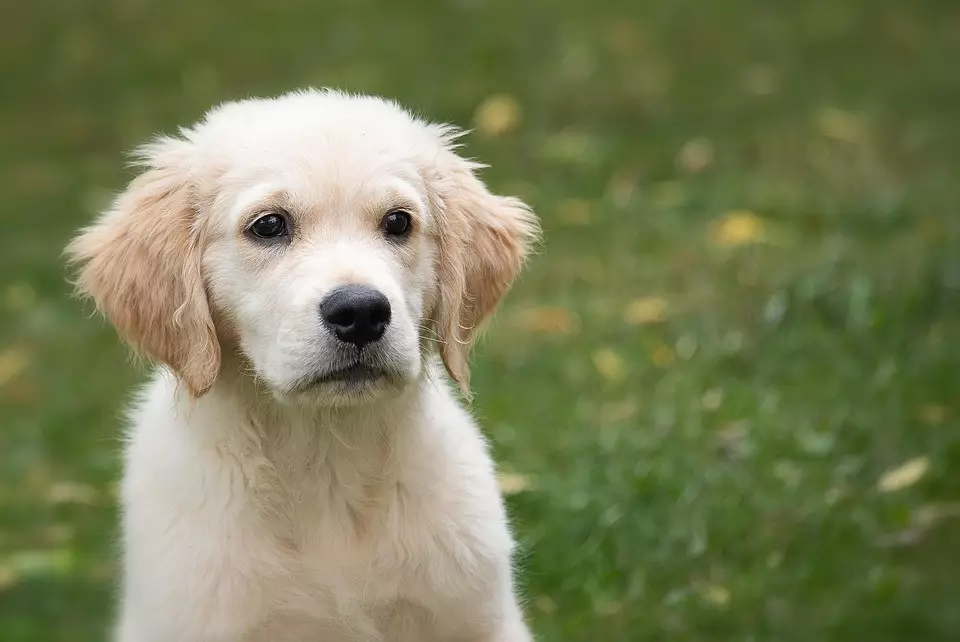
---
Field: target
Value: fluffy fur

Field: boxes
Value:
[67,89,539,642]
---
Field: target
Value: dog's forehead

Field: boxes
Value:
[199,94,434,161]
[195,98,439,198]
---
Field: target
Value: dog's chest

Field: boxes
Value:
[251,446,483,640]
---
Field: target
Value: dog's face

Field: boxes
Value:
[67,90,538,406]
[198,103,444,405]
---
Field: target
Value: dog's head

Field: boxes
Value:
[67,89,538,406]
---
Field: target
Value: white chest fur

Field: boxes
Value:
[116,371,523,642]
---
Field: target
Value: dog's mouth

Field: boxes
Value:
[314,363,387,384]
[289,361,396,395]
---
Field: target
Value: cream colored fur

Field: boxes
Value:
[67,89,538,642]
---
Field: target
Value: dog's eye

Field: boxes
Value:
[249,213,287,239]
[381,211,412,237]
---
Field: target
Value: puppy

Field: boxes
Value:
[67,89,538,642]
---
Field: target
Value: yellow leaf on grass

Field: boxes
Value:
[700,584,731,607]
[818,107,865,144]
[709,210,767,247]
[498,472,537,495]
[517,307,579,336]
[676,138,714,173]
[623,297,668,325]
[535,595,558,613]
[701,388,724,410]
[917,404,947,425]
[47,482,98,506]
[0,347,29,387]
[605,22,640,55]
[474,94,521,137]
[592,348,626,382]
[652,345,675,368]
[878,457,930,492]
[0,565,15,589]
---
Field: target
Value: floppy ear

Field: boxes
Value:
[66,138,220,397]
[433,151,539,395]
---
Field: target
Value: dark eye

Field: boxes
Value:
[381,210,412,237]
[249,213,287,239]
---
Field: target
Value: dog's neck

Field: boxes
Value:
[183,355,434,463]
[174,369,426,541]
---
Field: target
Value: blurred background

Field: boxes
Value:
[2,0,959,640]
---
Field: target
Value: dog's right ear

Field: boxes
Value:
[66,137,220,397]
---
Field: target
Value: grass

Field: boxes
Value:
[1,0,959,639]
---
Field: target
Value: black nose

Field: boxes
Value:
[319,285,391,348]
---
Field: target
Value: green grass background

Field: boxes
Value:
[2,0,959,640]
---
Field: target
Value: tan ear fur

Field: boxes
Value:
[66,140,220,397]
[433,155,539,395]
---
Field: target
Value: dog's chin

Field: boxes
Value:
[276,364,410,408]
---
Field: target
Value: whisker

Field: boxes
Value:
[416,323,448,346]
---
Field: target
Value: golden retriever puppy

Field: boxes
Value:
[67,88,538,642]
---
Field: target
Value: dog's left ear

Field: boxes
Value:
[431,143,539,395]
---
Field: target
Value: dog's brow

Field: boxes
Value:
[368,179,424,215]
[232,183,290,217]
